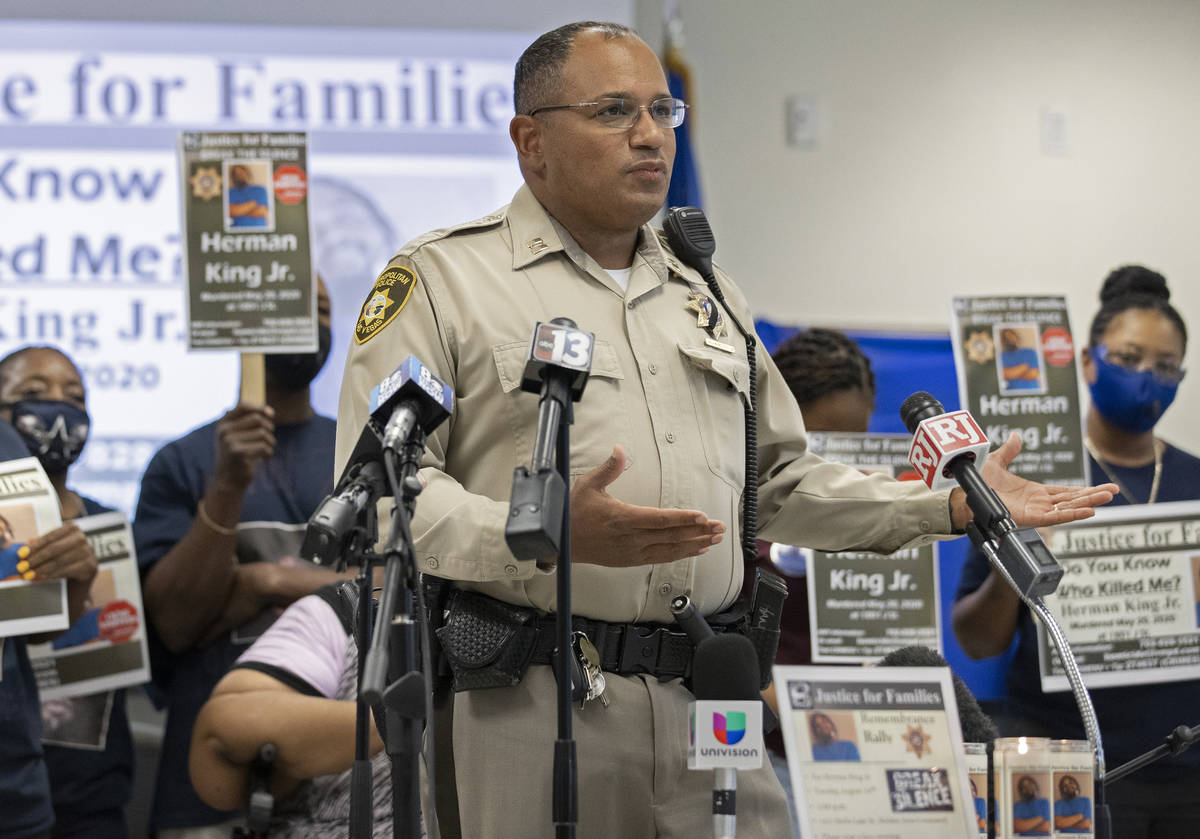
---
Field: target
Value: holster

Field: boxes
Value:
[433,588,539,692]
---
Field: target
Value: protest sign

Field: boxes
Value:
[29,512,150,701]
[1037,500,1200,691]
[0,457,67,637]
[775,664,978,838]
[795,432,941,662]
[179,131,315,353]
[951,295,1087,484]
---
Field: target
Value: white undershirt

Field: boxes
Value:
[605,266,633,293]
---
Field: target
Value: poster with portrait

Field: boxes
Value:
[178,131,315,353]
[1036,500,1200,692]
[797,432,941,662]
[950,295,1087,484]
[28,512,150,701]
[0,457,67,638]
[774,664,978,839]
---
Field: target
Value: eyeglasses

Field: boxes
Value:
[1094,344,1186,385]
[527,96,688,129]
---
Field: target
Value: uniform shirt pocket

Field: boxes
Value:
[492,339,630,475]
[678,342,751,489]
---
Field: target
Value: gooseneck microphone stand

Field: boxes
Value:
[967,527,1111,839]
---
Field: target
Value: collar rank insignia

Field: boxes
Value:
[686,291,728,340]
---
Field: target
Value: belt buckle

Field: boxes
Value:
[618,625,664,675]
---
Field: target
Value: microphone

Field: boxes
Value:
[900,392,1063,597]
[877,645,999,744]
[301,427,388,566]
[505,318,595,561]
[369,356,454,453]
[687,629,763,839]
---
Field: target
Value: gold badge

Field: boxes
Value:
[903,724,931,759]
[190,166,222,201]
[964,330,995,365]
[686,292,728,339]
[354,265,416,345]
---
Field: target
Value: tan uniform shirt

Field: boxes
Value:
[336,185,953,624]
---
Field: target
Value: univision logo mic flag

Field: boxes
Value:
[664,41,703,209]
[689,700,764,770]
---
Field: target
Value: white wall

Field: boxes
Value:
[638,0,1200,452]
[5,0,1197,451]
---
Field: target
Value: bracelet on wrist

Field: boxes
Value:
[197,498,239,537]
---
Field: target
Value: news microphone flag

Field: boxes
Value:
[906,409,991,490]
[664,40,703,209]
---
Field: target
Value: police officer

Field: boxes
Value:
[336,21,1114,839]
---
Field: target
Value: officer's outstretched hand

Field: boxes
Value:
[955,432,1118,531]
[569,445,725,567]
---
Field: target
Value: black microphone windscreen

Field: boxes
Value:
[692,633,761,701]
[899,391,945,435]
[877,645,999,744]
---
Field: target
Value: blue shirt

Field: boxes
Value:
[1013,797,1050,834]
[228,184,269,227]
[1054,796,1092,832]
[955,443,1200,779]
[1001,347,1041,390]
[811,739,861,761]
[134,414,335,831]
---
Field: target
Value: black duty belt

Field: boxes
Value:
[528,614,703,680]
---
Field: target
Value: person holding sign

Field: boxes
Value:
[953,265,1200,837]
[0,346,117,839]
[134,279,347,839]
[335,21,1115,838]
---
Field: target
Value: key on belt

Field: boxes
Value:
[571,631,609,708]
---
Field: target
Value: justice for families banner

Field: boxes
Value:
[950,295,1087,484]
[178,131,315,352]
[796,432,941,662]
[1036,500,1200,692]
[0,457,67,638]
[775,664,978,838]
[28,512,150,700]
[0,20,532,513]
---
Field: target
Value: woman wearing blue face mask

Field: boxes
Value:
[0,345,130,839]
[953,266,1200,839]
[1081,266,1197,506]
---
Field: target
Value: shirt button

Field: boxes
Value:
[659,583,673,595]
[919,520,931,533]
[426,556,440,570]
[627,301,635,310]
[504,564,518,576]
[665,431,676,443]
[648,363,658,375]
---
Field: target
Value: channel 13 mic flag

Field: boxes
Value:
[664,44,703,210]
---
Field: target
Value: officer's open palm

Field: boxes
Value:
[569,445,725,567]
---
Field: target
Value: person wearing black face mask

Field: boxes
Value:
[0,345,112,839]
[953,266,1200,839]
[133,277,352,839]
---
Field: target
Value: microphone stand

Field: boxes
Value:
[1107,723,1200,784]
[968,524,1112,839]
[550,403,577,839]
[359,430,434,839]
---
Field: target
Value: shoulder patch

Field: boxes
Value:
[355,265,416,345]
